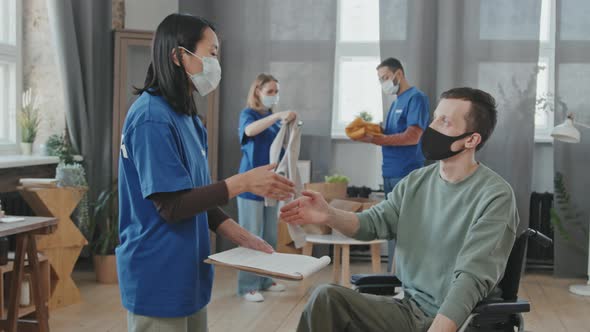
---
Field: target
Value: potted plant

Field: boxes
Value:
[550,172,587,255]
[323,173,350,199]
[88,182,119,284]
[18,89,40,155]
[304,173,350,201]
[358,111,374,122]
[47,132,92,241]
[46,133,75,164]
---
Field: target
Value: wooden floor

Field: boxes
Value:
[49,262,590,332]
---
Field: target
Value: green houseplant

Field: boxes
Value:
[358,111,374,122]
[18,89,40,155]
[48,132,92,244]
[46,133,76,164]
[303,173,349,201]
[88,182,119,284]
[550,172,587,255]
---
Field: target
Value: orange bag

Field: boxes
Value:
[345,117,383,140]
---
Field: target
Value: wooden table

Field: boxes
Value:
[0,216,57,332]
[302,232,387,287]
[18,186,88,309]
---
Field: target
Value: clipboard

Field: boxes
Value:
[205,259,305,281]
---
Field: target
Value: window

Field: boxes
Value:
[0,0,20,152]
[534,0,556,142]
[331,0,382,138]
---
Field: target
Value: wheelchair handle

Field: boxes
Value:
[526,228,553,248]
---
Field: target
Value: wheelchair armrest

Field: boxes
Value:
[472,300,530,315]
[350,274,402,287]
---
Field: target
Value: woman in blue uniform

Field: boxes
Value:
[237,74,297,302]
[117,14,295,332]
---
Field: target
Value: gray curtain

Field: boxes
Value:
[47,0,113,201]
[552,0,590,277]
[380,0,541,234]
[178,0,211,18]
[181,1,337,251]
[183,1,337,220]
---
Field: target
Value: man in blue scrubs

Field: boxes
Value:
[356,58,430,272]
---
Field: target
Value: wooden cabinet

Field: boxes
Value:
[111,29,220,181]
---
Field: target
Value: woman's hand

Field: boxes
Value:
[243,164,295,201]
[239,234,274,254]
[216,219,274,254]
[278,111,297,123]
[226,164,295,201]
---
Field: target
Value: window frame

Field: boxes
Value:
[331,0,383,139]
[534,0,556,143]
[0,0,21,154]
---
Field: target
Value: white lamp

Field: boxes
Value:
[551,113,581,143]
[551,113,590,296]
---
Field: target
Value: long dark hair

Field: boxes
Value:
[134,13,216,116]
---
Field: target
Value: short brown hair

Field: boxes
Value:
[247,73,278,112]
[440,87,498,151]
[376,57,404,75]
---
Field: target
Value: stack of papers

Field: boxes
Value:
[19,178,58,188]
[0,216,25,223]
[206,247,331,280]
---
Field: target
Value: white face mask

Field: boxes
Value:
[381,78,399,95]
[181,47,222,96]
[261,94,279,108]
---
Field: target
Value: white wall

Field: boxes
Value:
[125,0,178,31]
[331,140,382,189]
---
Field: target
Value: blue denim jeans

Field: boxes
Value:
[383,177,403,273]
[236,197,279,295]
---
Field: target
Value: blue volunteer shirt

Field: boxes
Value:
[382,86,430,178]
[238,108,281,201]
[117,92,213,317]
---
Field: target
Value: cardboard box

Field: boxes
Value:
[304,182,348,201]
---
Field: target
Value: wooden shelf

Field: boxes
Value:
[0,253,51,320]
[0,253,47,273]
[1,304,36,320]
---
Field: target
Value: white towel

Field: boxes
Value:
[266,115,306,248]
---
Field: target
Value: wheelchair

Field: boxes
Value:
[351,228,552,332]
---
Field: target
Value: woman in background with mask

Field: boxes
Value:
[237,74,297,302]
[117,15,295,332]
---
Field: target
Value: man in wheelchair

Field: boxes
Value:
[280,87,520,332]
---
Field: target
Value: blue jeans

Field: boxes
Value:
[237,197,279,295]
[383,177,403,273]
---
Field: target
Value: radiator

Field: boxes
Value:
[527,192,554,270]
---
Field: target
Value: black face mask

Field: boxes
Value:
[421,127,474,161]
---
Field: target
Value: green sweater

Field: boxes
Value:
[355,163,519,326]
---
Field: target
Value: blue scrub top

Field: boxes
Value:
[382,87,430,178]
[117,92,213,317]
[237,108,281,201]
